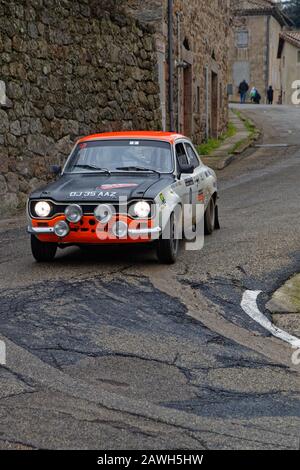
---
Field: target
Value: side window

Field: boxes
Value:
[175,143,189,167]
[185,143,200,168]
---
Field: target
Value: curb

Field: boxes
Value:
[232,130,261,155]
[201,154,235,170]
[266,274,300,340]
[202,111,261,171]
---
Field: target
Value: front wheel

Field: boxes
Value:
[156,212,179,264]
[204,197,215,235]
[31,235,57,262]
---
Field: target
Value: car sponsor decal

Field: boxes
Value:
[159,193,166,205]
[197,191,205,203]
[69,191,117,199]
[185,178,194,188]
[97,184,138,190]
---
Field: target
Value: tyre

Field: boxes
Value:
[214,204,220,230]
[31,235,57,262]
[204,197,215,235]
[156,212,179,264]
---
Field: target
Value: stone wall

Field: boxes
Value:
[0,0,162,214]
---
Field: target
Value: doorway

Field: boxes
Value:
[211,71,218,138]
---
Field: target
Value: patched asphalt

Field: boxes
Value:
[0,105,300,449]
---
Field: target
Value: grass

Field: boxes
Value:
[232,109,256,136]
[197,122,237,156]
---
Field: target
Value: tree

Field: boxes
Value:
[281,0,300,27]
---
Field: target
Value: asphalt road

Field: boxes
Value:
[0,104,300,450]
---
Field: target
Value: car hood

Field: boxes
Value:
[30,173,175,202]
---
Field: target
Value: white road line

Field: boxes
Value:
[241,290,300,348]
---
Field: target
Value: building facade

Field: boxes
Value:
[229,0,293,104]
[277,31,300,105]
[127,0,231,142]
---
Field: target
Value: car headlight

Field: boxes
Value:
[112,221,128,238]
[34,201,51,218]
[94,204,113,223]
[65,204,83,223]
[133,201,151,218]
[54,220,70,238]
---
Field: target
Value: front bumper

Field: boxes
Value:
[28,226,55,234]
[28,215,161,244]
[27,225,161,236]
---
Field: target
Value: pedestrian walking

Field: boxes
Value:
[238,80,249,104]
[267,85,274,105]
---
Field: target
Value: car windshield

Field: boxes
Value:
[64,140,173,174]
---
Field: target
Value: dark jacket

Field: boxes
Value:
[239,81,249,94]
[267,88,274,100]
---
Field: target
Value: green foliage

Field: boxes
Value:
[197,122,236,156]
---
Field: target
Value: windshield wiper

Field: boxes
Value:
[116,166,161,176]
[73,165,111,174]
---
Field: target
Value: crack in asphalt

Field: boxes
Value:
[0,436,37,450]
[1,366,37,389]
[0,389,36,401]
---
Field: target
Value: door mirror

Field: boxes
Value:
[178,163,194,175]
[51,165,61,176]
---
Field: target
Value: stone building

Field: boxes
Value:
[0,0,231,214]
[229,0,293,104]
[127,0,231,143]
[277,31,300,105]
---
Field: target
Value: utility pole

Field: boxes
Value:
[168,0,175,132]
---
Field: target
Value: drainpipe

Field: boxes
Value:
[205,65,209,140]
[177,11,181,133]
[168,0,175,132]
[265,15,270,103]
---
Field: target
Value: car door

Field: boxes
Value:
[174,141,197,207]
[183,141,207,207]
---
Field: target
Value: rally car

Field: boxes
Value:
[27,131,219,264]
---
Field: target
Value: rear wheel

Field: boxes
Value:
[31,235,57,262]
[204,197,215,235]
[157,212,179,264]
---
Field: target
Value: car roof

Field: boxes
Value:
[78,131,186,145]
